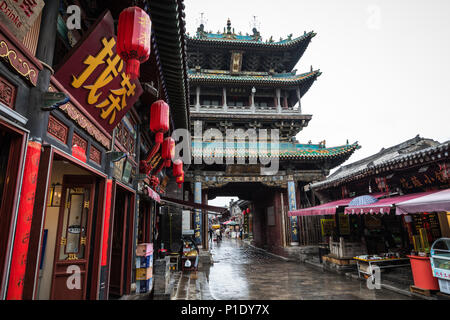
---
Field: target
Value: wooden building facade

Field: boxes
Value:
[0,0,190,300]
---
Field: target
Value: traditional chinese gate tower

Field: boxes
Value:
[185,20,359,252]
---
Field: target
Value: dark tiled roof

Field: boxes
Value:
[186,30,316,72]
[148,0,190,130]
[311,136,448,190]
[187,31,316,49]
[188,69,321,93]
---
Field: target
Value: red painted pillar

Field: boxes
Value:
[101,179,113,267]
[7,141,41,300]
[98,179,113,300]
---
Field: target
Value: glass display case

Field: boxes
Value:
[430,238,450,294]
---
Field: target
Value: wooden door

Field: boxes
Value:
[50,176,95,300]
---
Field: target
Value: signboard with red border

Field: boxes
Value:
[54,10,143,134]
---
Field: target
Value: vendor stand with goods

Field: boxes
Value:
[180,234,199,272]
[343,195,412,275]
[395,188,450,295]
[354,253,410,280]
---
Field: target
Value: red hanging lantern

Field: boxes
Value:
[173,159,184,177]
[141,100,170,173]
[161,137,175,167]
[150,100,170,144]
[116,6,151,79]
[246,208,250,214]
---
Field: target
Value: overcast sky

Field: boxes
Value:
[183,0,450,207]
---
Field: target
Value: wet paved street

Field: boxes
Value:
[205,238,416,300]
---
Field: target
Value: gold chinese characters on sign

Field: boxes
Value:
[54,11,142,134]
[71,37,136,125]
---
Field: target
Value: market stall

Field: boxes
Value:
[395,189,450,293]
[181,235,199,272]
[343,192,443,284]
[289,195,387,264]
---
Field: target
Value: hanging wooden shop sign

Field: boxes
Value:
[0,0,45,41]
[54,10,143,134]
[113,155,126,180]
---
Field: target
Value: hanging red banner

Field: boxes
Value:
[72,144,87,163]
[54,10,143,134]
[7,140,41,300]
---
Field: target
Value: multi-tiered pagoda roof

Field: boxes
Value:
[188,69,321,95]
[186,19,358,168]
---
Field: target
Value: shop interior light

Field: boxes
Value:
[49,183,62,207]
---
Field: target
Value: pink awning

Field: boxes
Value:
[288,198,353,217]
[288,192,387,217]
[345,191,439,215]
[396,188,450,215]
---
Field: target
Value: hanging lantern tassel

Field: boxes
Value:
[117,6,152,79]
[151,136,175,177]
[150,175,159,189]
[173,159,184,188]
[176,172,185,189]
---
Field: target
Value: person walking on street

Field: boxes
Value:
[215,228,221,242]
[209,226,214,243]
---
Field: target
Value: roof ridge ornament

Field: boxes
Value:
[196,12,208,38]
[224,18,237,39]
[250,15,261,41]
